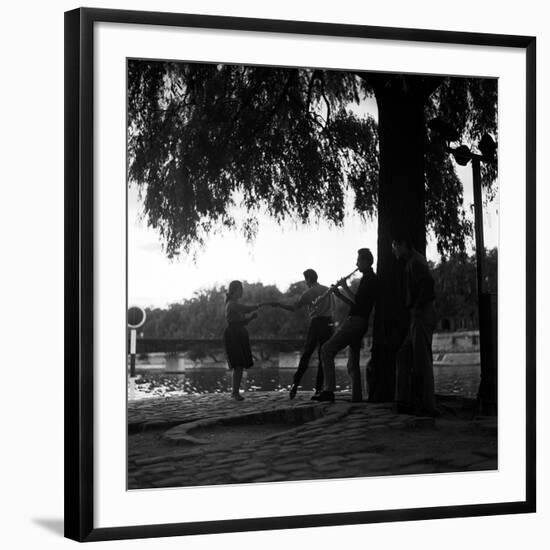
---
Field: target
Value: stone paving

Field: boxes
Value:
[127,391,498,490]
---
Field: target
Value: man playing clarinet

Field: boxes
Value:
[270,269,334,400]
[317,248,378,403]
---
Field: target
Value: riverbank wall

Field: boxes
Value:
[133,330,480,371]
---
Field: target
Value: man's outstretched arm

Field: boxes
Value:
[270,301,301,313]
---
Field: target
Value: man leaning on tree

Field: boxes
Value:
[392,230,439,417]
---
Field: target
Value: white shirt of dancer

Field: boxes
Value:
[297,283,334,320]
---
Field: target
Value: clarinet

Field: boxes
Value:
[311,268,359,307]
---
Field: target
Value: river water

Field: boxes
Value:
[128,358,480,401]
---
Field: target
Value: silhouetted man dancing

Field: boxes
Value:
[272,269,334,399]
[316,248,378,403]
[392,232,438,416]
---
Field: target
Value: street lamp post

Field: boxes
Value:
[429,120,498,416]
[459,151,497,416]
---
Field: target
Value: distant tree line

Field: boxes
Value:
[140,249,497,340]
[141,279,357,341]
[431,248,497,331]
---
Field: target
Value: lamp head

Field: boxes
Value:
[451,145,472,166]
[478,133,497,162]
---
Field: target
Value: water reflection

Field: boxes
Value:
[128,363,480,401]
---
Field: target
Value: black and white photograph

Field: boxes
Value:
[126,59,500,490]
[2,0,547,547]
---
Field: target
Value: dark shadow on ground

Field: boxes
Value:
[32,518,64,536]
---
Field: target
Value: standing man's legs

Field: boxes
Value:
[395,333,413,411]
[290,319,319,398]
[410,306,436,414]
[293,323,317,385]
[321,317,367,395]
[347,337,364,402]
[395,305,436,415]
[314,320,333,394]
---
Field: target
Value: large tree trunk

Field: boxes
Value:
[367,78,432,402]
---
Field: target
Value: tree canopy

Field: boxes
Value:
[128,61,497,259]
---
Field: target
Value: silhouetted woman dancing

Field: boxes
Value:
[223,280,260,401]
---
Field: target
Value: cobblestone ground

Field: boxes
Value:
[128,392,497,490]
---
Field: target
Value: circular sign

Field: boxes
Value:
[127,306,147,329]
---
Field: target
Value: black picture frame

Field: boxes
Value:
[64,7,537,543]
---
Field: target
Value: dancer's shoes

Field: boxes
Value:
[316,391,335,403]
[289,384,298,399]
